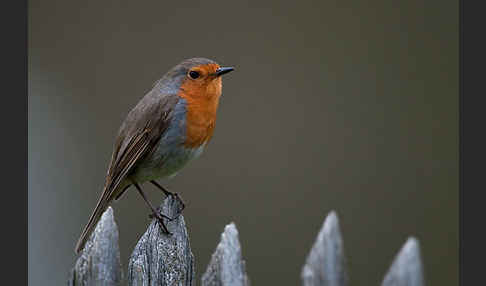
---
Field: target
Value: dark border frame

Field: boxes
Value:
[461,0,485,285]
[4,0,27,284]
[459,0,463,284]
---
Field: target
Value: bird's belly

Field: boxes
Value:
[127,97,209,183]
[131,142,206,183]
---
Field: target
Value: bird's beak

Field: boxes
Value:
[215,67,235,76]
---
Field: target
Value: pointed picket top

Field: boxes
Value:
[68,206,123,286]
[127,195,194,286]
[301,211,348,286]
[201,222,250,286]
[381,237,425,286]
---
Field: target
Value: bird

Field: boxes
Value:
[75,57,234,254]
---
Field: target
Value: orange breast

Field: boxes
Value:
[178,76,222,148]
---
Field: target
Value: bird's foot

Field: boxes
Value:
[150,180,186,211]
[166,193,185,222]
[148,207,176,221]
[163,190,186,212]
[148,208,173,235]
[171,192,186,212]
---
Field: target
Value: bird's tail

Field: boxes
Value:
[74,191,110,254]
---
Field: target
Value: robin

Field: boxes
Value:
[75,57,234,254]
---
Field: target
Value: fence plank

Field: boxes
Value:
[68,202,426,286]
[301,211,348,286]
[68,207,123,286]
[201,223,250,286]
[127,195,194,286]
[381,237,425,286]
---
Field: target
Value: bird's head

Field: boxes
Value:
[162,58,234,100]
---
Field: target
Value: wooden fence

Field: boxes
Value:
[68,195,424,286]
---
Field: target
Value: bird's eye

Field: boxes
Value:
[188,71,200,79]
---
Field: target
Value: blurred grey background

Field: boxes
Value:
[28,0,458,285]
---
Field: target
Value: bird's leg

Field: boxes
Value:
[150,180,185,211]
[150,180,173,197]
[133,183,173,235]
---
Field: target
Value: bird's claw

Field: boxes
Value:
[170,192,186,212]
[148,208,175,221]
[148,208,174,234]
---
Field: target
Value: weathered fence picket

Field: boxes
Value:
[301,211,348,286]
[127,195,194,286]
[69,198,425,286]
[201,223,250,286]
[68,207,123,286]
[381,237,424,286]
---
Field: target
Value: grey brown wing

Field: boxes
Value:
[106,92,180,199]
[75,92,179,253]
